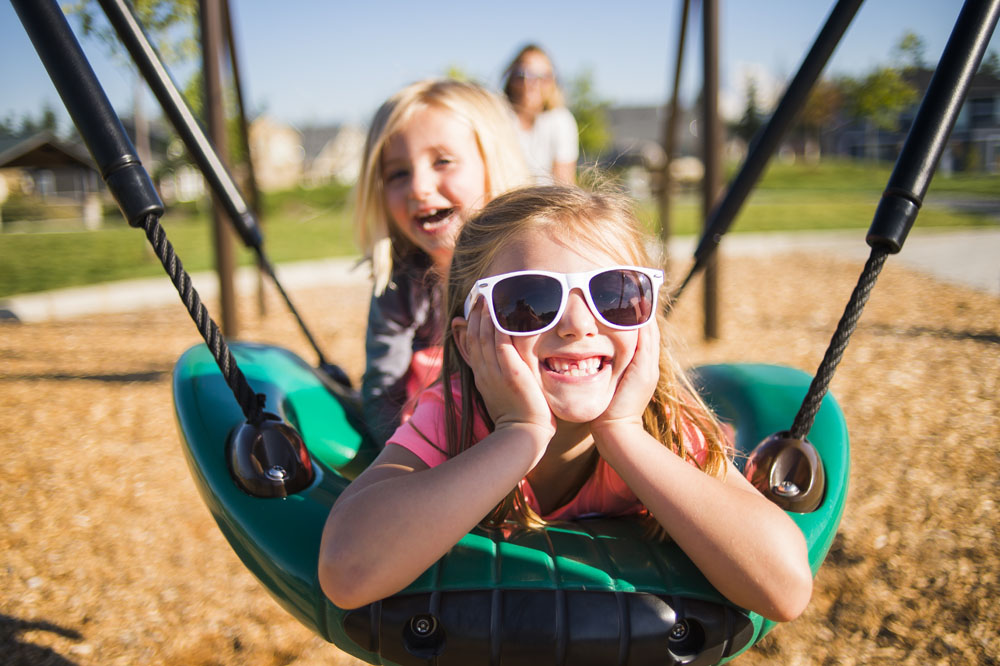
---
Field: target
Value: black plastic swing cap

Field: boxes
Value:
[103,159,164,227]
[744,431,825,513]
[866,192,919,254]
[226,414,314,498]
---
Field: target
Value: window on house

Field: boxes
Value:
[969,96,995,128]
[36,170,55,198]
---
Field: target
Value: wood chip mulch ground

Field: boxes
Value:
[2,250,997,665]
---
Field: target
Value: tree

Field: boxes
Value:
[840,68,917,160]
[0,115,17,139]
[979,50,1000,77]
[64,0,198,65]
[566,68,612,161]
[443,65,471,82]
[733,76,764,145]
[793,78,842,160]
[0,105,60,138]
[892,31,927,71]
[65,1,198,168]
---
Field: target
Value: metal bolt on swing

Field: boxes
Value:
[744,431,826,513]
[773,480,801,498]
[670,621,690,641]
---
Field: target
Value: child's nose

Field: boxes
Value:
[555,290,598,337]
[408,165,436,200]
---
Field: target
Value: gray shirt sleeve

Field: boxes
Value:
[361,288,415,446]
[360,268,442,446]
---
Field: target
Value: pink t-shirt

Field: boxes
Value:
[400,346,443,422]
[387,381,709,522]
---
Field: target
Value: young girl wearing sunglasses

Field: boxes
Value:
[320,185,813,622]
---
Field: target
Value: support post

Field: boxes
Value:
[222,0,267,316]
[201,0,237,336]
[701,0,721,340]
[658,0,690,277]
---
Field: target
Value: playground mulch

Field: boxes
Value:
[1,250,997,665]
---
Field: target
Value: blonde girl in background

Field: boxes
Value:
[502,44,579,184]
[355,79,529,445]
[321,184,813,622]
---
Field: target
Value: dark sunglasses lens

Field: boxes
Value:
[589,270,654,327]
[492,274,562,333]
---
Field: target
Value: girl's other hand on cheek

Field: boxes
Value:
[458,300,555,440]
[591,319,659,437]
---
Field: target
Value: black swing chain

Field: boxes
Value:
[254,252,330,368]
[790,246,889,439]
[139,212,266,426]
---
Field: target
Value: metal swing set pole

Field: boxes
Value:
[94,0,346,384]
[667,0,865,306]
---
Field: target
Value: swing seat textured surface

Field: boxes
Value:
[172,342,849,665]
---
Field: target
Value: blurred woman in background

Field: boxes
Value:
[503,44,579,184]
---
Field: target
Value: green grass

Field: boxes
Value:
[639,159,999,236]
[0,193,356,298]
[1,161,996,297]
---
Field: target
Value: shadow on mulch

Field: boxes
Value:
[1,613,82,666]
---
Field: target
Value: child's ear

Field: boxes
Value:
[451,316,474,366]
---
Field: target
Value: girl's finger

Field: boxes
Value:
[463,296,485,367]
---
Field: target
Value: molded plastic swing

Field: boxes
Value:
[173,341,848,665]
[18,0,996,662]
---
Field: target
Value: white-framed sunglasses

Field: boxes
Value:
[463,266,664,336]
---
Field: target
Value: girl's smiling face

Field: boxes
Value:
[484,229,640,424]
[381,105,488,268]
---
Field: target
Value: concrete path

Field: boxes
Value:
[2,228,997,323]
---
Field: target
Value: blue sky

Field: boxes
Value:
[2,1,998,131]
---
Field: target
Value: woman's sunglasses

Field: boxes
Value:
[511,68,553,83]
[463,266,664,336]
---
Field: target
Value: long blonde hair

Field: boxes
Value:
[354,79,529,295]
[441,184,730,537]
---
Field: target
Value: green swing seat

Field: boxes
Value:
[172,341,848,666]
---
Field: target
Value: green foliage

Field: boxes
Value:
[567,68,612,159]
[734,77,764,144]
[893,31,927,71]
[979,50,1000,77]
[1,193,79,222]
[443,65,471,82]
[797,79,842,132]
[63,0,198,66]
[0,104,61,138]
[839,68,917,131]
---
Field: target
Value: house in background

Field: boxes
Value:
[248,116,304,191]
[0,131,102,229]
[249,116,364,192]
[821,69,1000,173]
[602,105,727,198]
[299,124,366,187]
[597,67,1000,199]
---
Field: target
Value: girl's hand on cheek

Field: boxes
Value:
[462,300,556,440]
[592,319,660,437]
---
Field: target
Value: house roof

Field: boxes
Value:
[298,125,345,164]
[0,131,96,170]
[607,105,666,146]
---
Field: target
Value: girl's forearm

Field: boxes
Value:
[319,424,548,609]
[593,425,813,621]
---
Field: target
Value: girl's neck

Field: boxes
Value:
[526,423,596,515]
[432,253,451,277]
